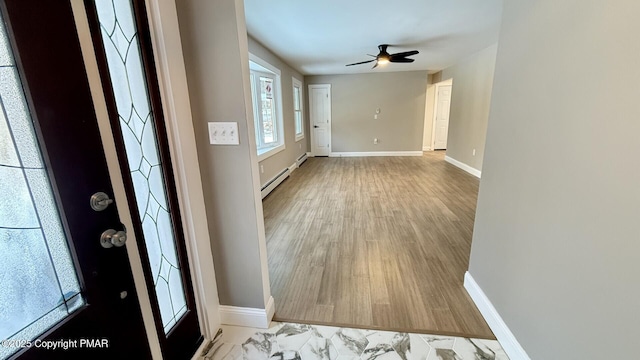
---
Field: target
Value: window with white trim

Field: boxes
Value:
[249,56,284,160]
[292,77,304,141]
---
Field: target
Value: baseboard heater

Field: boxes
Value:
[296,153,308,167]
[261,168,290,199]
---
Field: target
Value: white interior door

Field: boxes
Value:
[309,85,331,156]
[434,85,452,150]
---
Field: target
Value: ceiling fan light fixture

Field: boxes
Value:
[345,44,418,68]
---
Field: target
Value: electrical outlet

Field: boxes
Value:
[260,164,264,174]
[472,149,476,156]
[374,138,378,144]
[299,143,301,149]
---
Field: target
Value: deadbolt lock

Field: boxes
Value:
[90,192,114,211]
[100,229,127,248]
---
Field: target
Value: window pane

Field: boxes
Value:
[259,77,276,144]
[293,86,300,111]
[295,112,303,135]
[0,14,83,359]
[95,0,187,334]
[293,83,303,137]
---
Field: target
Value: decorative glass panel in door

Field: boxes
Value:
[0,12,83,358]
[87,0,202,358]
[0,1,151,358]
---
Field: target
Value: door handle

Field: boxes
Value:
[314,125,319,128]
[100,229,127,248]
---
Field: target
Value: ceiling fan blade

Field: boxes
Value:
[390,50,419,58]
[372,62,378,69]
[389,57,415,63]
[346,59,376,66]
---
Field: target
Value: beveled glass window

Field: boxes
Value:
[94,0,187,333]
[0,12,83,359]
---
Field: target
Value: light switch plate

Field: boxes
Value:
[208,122,239,145]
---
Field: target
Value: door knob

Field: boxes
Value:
[100,229,127,248]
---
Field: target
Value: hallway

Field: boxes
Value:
[263,152,492,338]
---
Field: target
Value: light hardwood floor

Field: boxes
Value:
[262,151,494,339]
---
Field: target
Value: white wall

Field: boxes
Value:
[469,1,640,359]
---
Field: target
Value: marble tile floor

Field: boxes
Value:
[210,322,509,360]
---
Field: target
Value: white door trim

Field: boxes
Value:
[309,84,332,156]
[431,79,453,151]
[145,0,221,341]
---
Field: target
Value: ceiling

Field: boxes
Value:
[244,0,503,75]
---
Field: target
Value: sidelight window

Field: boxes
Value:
[94,0,188,333]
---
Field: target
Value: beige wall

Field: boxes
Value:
[175,0,269,309]
[440,44,498,171]
[247,37,308,185]
[470,1,640,359]
[305,71,428,153]
[431,72,442,83]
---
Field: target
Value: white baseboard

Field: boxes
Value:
[260,168,290,199]
[422,146,431,151]
[306,152,313,157]
[444,156,481,178]
[329,151,423,157]
[296,153,308,167]
[288,161,298,174]
[219,296,275,329]
[464,272,530,360]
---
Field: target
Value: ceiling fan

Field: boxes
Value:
[346,44,419,69]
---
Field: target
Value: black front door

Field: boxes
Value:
[1,1,150,359]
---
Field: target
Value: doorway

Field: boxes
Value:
[431,79,453,150]
[309,84,331,156]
